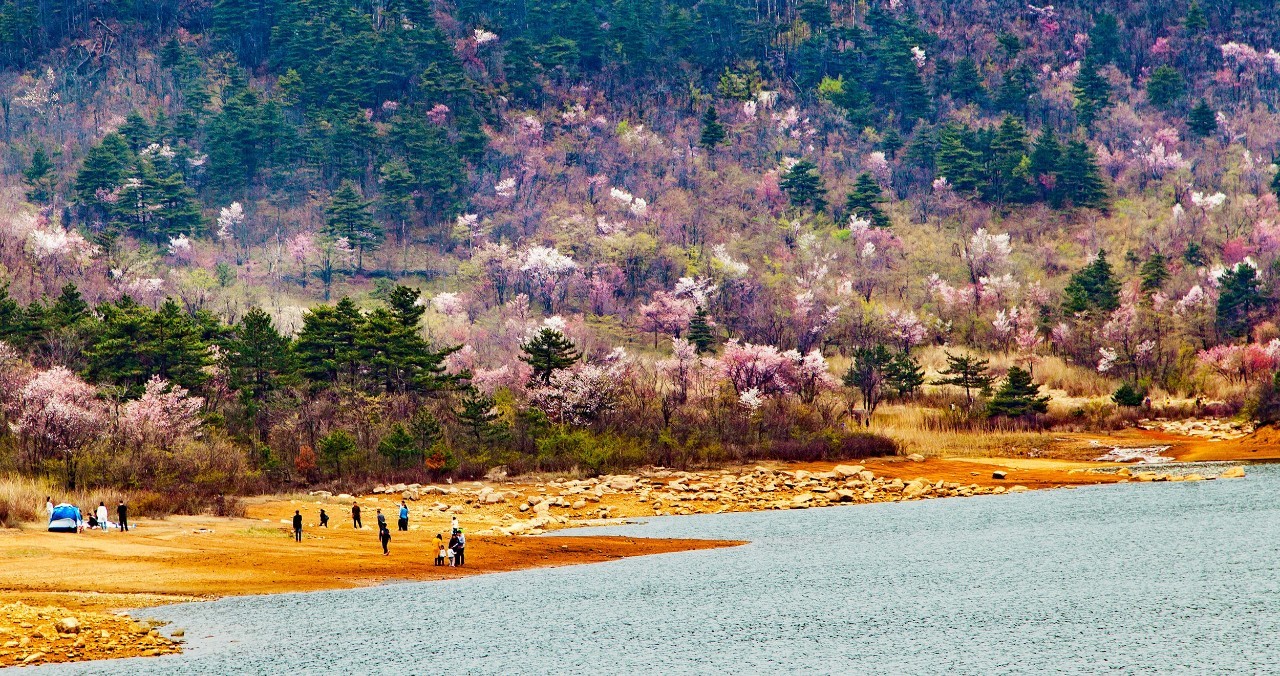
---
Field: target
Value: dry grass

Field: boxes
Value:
[871,404,1059,458]
[0,474,156,528]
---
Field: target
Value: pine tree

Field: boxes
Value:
[74,133,133,209]
[1087,12,1122,66]
[1112,382,1145,407]
[842,345,892,417]
[780,159,827,211]
[1139,253,1170,294]
[378,159,416,248]
[996,64,1034,118]
[1146,65,1186,110]
[1216,263,1268,340]
[949,56,985,103]
[377,423,422,468]
[1188,100,1218,138]
[456,390,508,443]
[1028,126,1062,202]
[325,181,381,273]
[686,306,716,354]
[1062,250,1121,316]
[987,115,1034,204]
[228,307,293,400]
[985,366,1049,418]
[1073,57,1112,129]
[1184,1,1208,32]
[520,327,581,384]
[410,408,444,450]
[317,430,359,476]
[23,146,56,204]
[884,352,925,399]
[293,298,362,386]
[48,284,88,329]
[118,111,154,152]
[699,105,726,150]
[935,123,982,194]
[843,173,891,228]
[935,352,993,406]
[1057,140,1109,210]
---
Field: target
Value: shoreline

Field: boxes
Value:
[0,433,1264,668]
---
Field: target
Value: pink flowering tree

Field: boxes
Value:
[638,290,695,347]
[10,366,107,488]
[118,376,205,451]
[711,340,795,395]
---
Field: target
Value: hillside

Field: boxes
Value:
[0,0,1279,500]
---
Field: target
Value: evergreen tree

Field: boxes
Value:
[843,173,891,228]
[935,352,993,406]
[1073,57,1112,129]
[986,115,1034,204]
[842,345,892,418]
[228,307,292,400]
[1112,382,1145,407]
[48,283,88,329]
[325,180,382,273]
[1216,263,1268,340]
[699,105,726,150]
[780,159,827,211]
[1188,100,1218,138]
[1087,12,1122,66]
[996,64,1034,118]
[317,429,359,476]
[1057,140,1109,209]
[948,56,985,103]
[1145,65,1186,110]
[520,327,582,384]
[456,390,508,443]
[22,146,56,204]
[1183,241,1207,267]
[377,423,422,468]
[1063,250,1121,315]
[687,306,716,354]
[884,352,925,399]
[293,298,362,386]
[118,111,153,152]
[1184,1,1208,32]
[985,366,1049,418]
[378,159,416,247]
[73,133,133,211]
[410,408,444,450]
[935,123,982,194]
[1028,126,1062,202]
[386,284,427,329]
[1139,253,1170,294]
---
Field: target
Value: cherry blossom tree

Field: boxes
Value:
[10,366,106,487]
[638,291,695,347]
[119,376,205,450]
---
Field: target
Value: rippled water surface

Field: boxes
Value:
[40,465,1280,674]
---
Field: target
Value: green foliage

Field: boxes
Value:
[985,366,1049,418]
[1112,382,1145,407]
[1073,57,1112,129]
[325,181,381,272]
[317,429,359,476]
[1146,65,1186,110]
[1188,100,1218,138]
[687,306,716,354]
[1056,141,1109,210]
[844,173,890,228]
[1184,1,1208,32]
[520,327,582,384]
[842,345,892,416]
[935,123,983,194]
[699,105,726,150]
[1063,250,1120,316]
[1139,253,1170,294]
[1087,12,1122,66]
[377,423,422,468]
[22,146,56,204]
[1216,263,1268,340]
[457,390,509,444]
[228,307,292,400]
[85,297,210,395]
[884,352,925,399]
[780,159,827,212]
[935,352,993,406]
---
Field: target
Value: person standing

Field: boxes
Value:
[96,502,109,532]
[319,509,329,527]
[292,510,303,542]
[379,524,391,555]
[117,500,129,532]
[398,502,409,532]
[376,508,386,531]
[451,515,458,532]
[352,503,362,529]
[45,497,53,516]
[435,534,446,566]
[454,529,466,566]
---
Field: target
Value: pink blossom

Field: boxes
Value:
[11,367,106,457]
[119,376,203,449]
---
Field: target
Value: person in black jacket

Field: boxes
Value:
[117,501,129,532]
[376,508,386,530]
[319,509,329,527]
[292,510,303,542]
[379,525,391,555]
[352,503,362,529]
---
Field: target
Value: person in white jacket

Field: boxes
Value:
[96,502,109,531]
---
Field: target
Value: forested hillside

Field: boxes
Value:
[1,0,1280,500]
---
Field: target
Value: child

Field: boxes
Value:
[445,541,455,567]
[435,534,446,566]
[319,509,329,527]
[379,524,391,556]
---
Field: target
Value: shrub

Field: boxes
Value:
[1112,382,1145,407]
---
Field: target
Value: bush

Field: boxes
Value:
[1112,382,1145,407]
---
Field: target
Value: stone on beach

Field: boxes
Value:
[1219,466,1246,479]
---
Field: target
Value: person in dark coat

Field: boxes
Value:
[319,509,329,527]
[352,503,362,529]
[454,529,466,566]
[117,500,129,532]
[379,525,391,555]
[292,510,303,542]
[376,508,386,530]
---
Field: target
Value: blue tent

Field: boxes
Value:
[48,503,82,533]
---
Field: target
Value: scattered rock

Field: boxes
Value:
[991,470,1007,480]
[22,652,44,664]
[832,465,864,479]
[1220,466,1246,479]
[55,618,80,635]
[906,453,925,462]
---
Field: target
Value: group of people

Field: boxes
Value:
[48,497,128,533]
[290,501,467,562]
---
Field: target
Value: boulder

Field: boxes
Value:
[401,489,419,501]
[1220,466,1246,479]
[482,493,504,504]
[336,493,353,500]
[1134,472,1159,482]
[991,470,1007,480]
[903,479,929,498]
[906,453,925,462]
[858,471,876,482]
[1008,485,1029,493]
[609,476,638,491]
[832,464,865,479]
[55,618,79,635]
[835,489,856,502]
[571,499,587,510]
[1183,474,1205,482]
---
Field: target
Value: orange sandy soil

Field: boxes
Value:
[0,429,1262,668]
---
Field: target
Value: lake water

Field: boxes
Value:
[39,464,1280,674]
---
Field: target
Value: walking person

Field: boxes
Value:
[398,502,409,532]
[96,502,109,532]
[379,524,391,556]
[352,503,362,529]
[376,508,386,531]
[292,510,303,542]
[117,500,129,532]
[319,509,329,527]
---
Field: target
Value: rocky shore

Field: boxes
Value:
[0,603,180,668]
